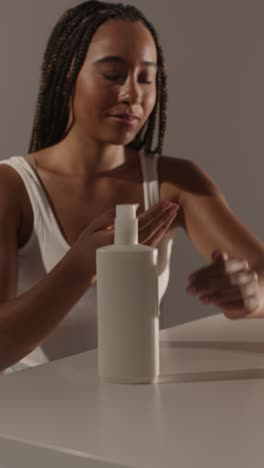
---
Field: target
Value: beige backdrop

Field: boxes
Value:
[1,0,263,327]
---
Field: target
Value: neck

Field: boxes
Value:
[48,127,133,177]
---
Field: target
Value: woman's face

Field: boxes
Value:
[69,19,158,146]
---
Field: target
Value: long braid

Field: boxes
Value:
[28,0,168,157]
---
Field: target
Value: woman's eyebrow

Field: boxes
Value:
[94,55,158,69]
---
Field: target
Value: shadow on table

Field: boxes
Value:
[158,340,264,383]
[158,368,264,383]
[160,340,264,354]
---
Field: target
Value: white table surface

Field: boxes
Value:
[1,314,264,468]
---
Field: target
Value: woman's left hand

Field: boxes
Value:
[186,250,262,319]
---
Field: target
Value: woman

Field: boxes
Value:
[0,0,263,373]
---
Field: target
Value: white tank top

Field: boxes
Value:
[0,152,173,372]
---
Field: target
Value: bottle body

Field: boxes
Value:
[96,244,159,384]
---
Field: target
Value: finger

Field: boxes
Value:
[189,269,256,293]
[189,265,255,298]
[212,250,228,262]
[138,201,179,232]
[92,228,115,248]
[240,280,259,298]
[189,261,225,281]
[199,285,242,303]
[105,224,114,231]
[188,273,231,293]
[203,288,259,314]
[224,258,250,274]
[92,202,169,233]
[88,208,116,232]
[198,280,259,311]
[139,209,177,245]
[229,270,258,286]
[223,305,259,319]
[147,210,177,247]
[190,256,250,282]
[222,303,248,319]
[220,295,259,313]
[139,208,178,245]
[243,295,260,312]
[212,251,249,270]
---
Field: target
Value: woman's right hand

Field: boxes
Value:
[75,200,180,283]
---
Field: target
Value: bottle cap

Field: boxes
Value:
[114,204,139,245]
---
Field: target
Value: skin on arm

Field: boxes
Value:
[0,166,97,371]
[0,166,20,303]
[174,160,264,318]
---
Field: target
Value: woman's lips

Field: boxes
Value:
[108,115,139,126]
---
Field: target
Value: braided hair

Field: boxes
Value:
[28,0,168,156]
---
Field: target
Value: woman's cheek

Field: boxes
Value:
[143,89,157,119]
[142,96,153,117]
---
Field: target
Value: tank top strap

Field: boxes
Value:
[139,151,160,210]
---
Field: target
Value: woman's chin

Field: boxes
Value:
[101,131,137,146]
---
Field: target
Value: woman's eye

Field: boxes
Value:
[103,74,120,81]
[140,79,153,85]
[102,74,152,84]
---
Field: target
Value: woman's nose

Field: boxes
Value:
[119,79,142,105]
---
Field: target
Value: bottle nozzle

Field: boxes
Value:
[114,204,139,245]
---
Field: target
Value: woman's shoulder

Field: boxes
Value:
[0,160,26,229]
[0,156,35,245]
[0,158,25,195]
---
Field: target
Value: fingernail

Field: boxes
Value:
[161,201,172,211]
[170,203,179,211]
[168,208,178,218]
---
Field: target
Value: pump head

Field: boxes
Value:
[114,204,139,245]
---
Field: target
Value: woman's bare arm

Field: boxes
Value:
[0,167,95,371]
[179,161,264,269]
[174,160,264,318]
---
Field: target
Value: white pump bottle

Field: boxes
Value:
[96,204,159,384]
